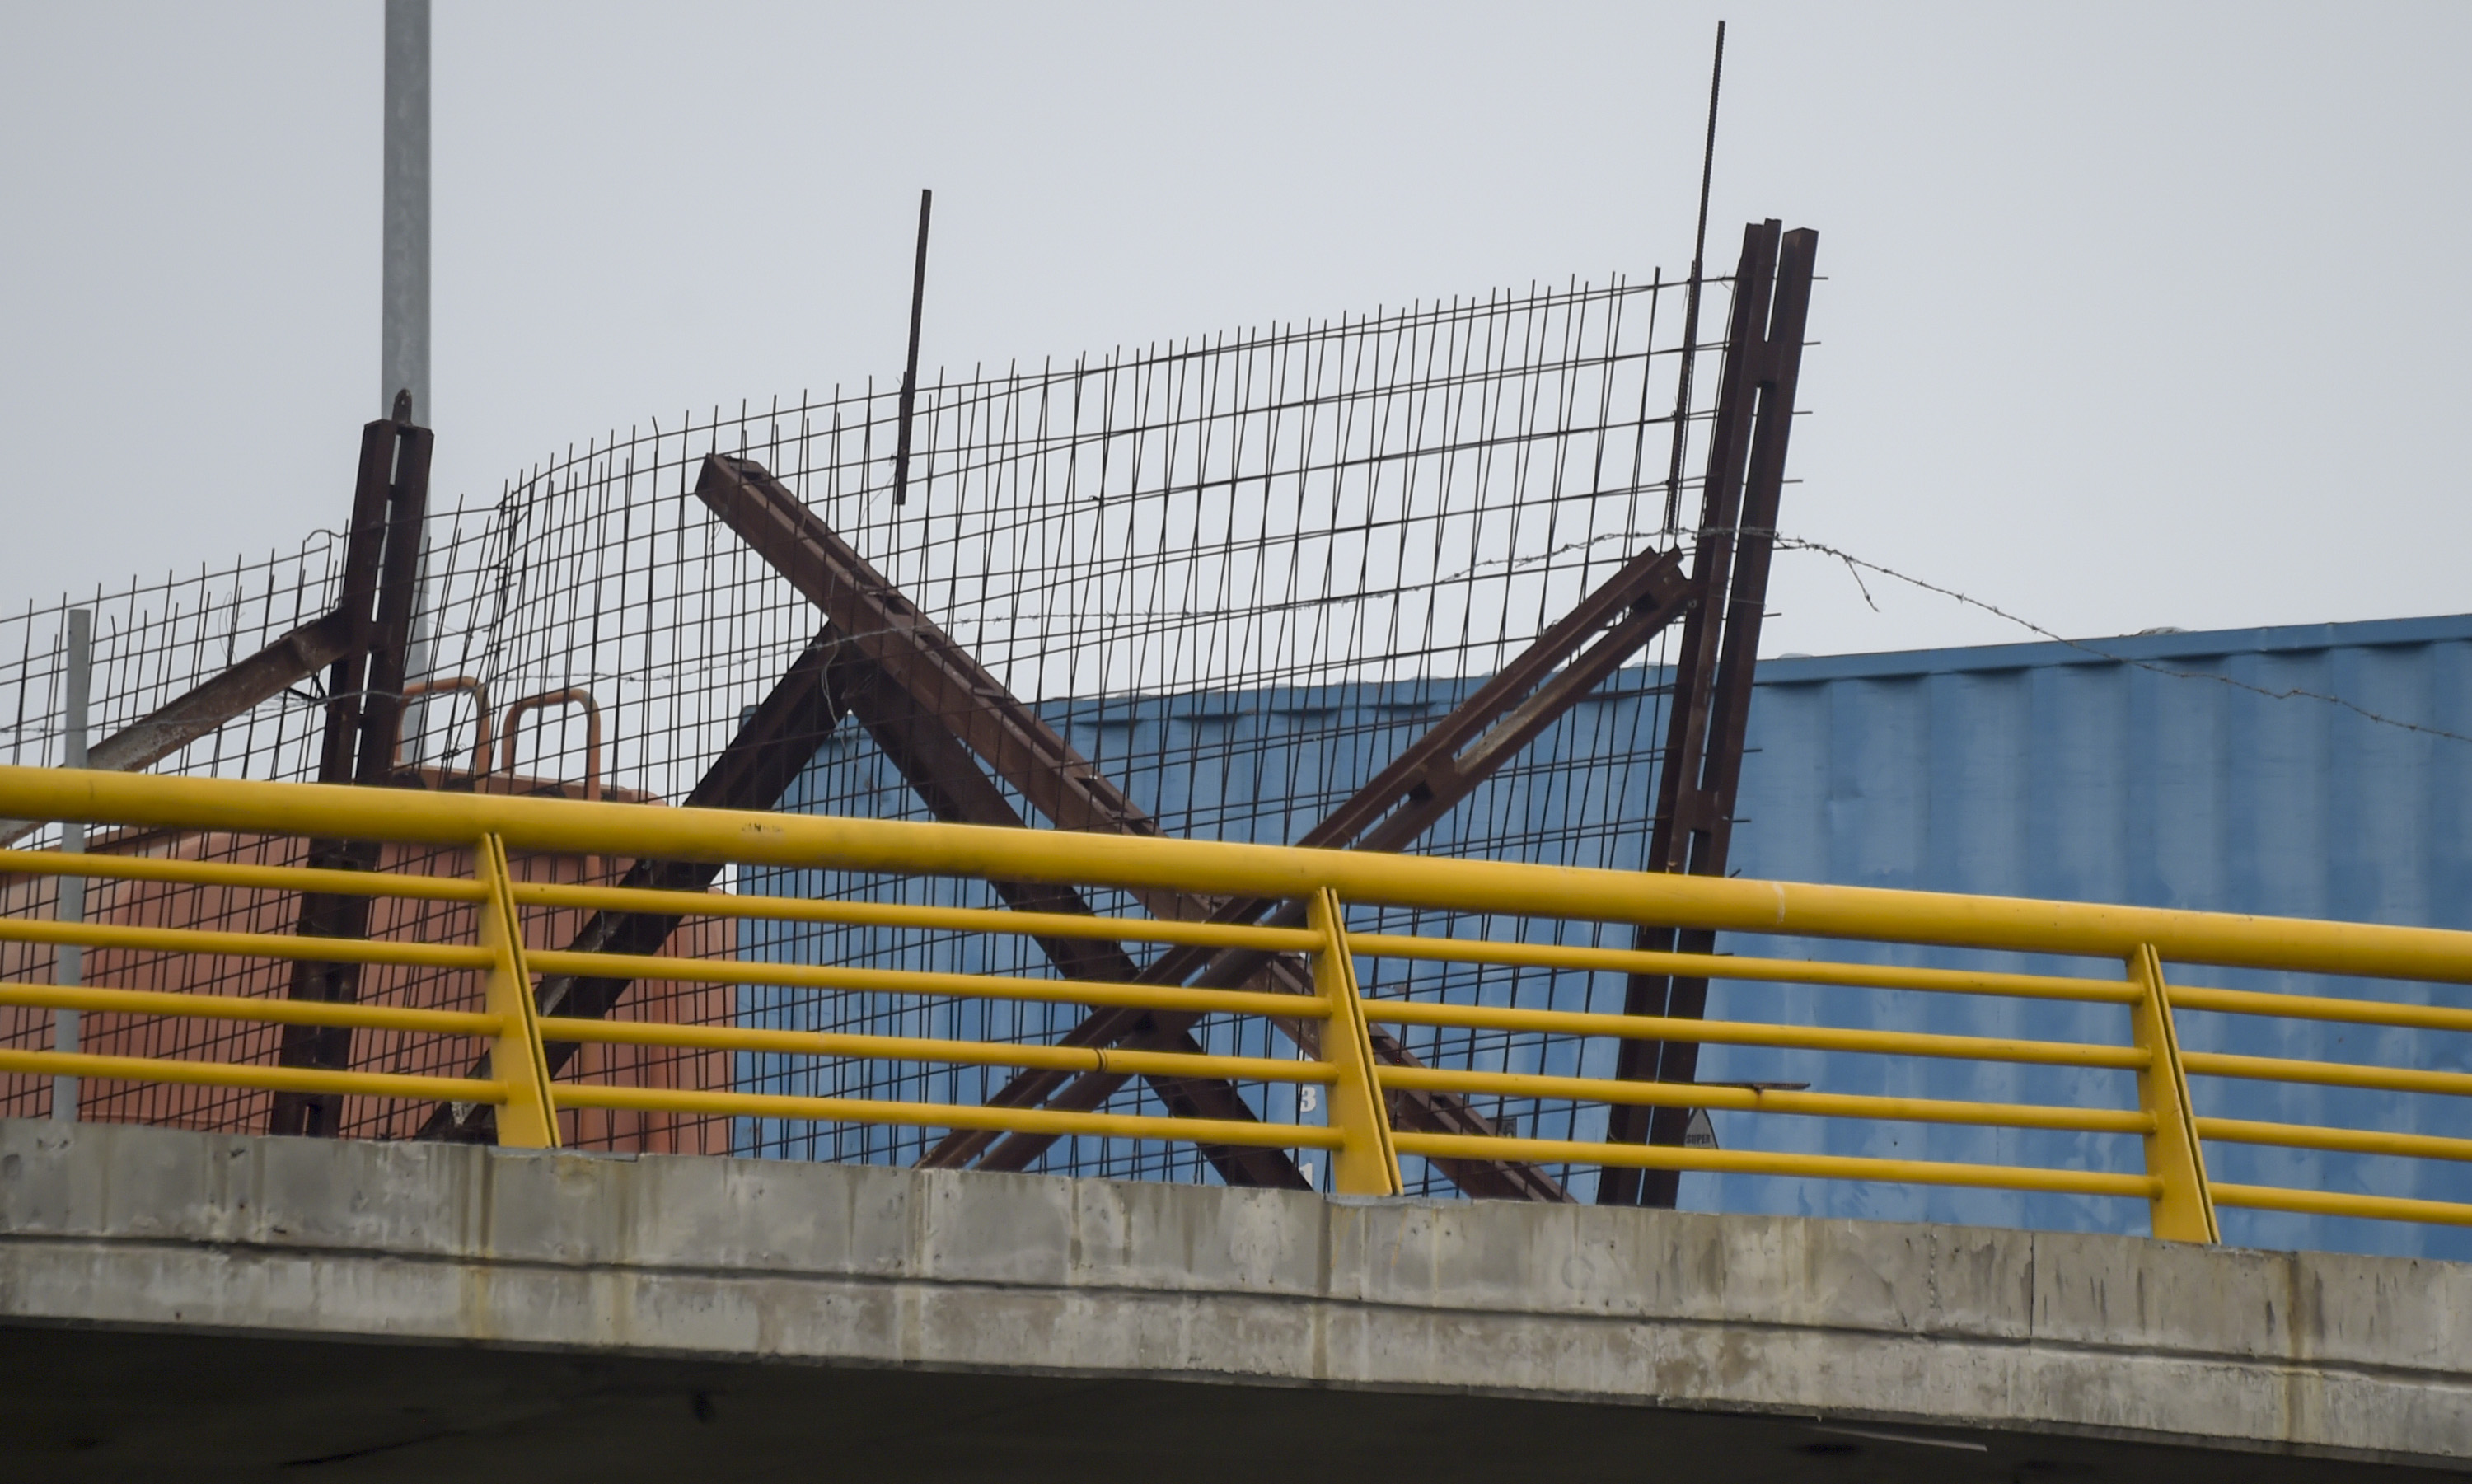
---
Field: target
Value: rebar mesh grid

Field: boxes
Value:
[0,269,1735,1196]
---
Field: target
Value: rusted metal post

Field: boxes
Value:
[267,410,432,1137]
[1600,222,1818,1208]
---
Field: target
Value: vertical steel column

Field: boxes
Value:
[267,414,433,1137]
[1600,222,1818,1208]
[49,608,91,1123]
[1594,222,1773,1205]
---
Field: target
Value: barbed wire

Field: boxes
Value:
[1447,522,2472,747]
[1768,535,2472,748]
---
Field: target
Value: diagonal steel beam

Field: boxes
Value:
[698,455,1163,840]
[947,541,1692,1187]
[695,454,1313,1187]
[419,623,855,1142]
[701,458,1571,1193]
[419,567,1304,1184]
[821,643,1309,1187]
[0,611,357,853]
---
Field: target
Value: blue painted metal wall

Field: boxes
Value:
[1707,615,2472,1258]
[749,612,2472,1257]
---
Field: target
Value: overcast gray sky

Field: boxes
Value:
[2,2,2465,658]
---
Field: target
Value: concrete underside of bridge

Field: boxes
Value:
[0,1121,2464,1482]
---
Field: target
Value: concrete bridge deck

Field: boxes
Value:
[0,1118,2464,1481]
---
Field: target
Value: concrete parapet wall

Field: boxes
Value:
[0,1119,2465,1469]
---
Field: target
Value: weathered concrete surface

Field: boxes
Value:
[0,1118,2465,1481]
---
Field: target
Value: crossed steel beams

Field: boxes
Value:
[694,455,1583,1197]
[925,537,1692,1185]
[44,227,1807,1196]
[915,222,1815,1193]
[419,459,1305,1180]
[411,454,1699,1191]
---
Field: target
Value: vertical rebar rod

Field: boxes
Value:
[1661,20,1725,536]
[51,607,91,1123]
[892,189,934,506]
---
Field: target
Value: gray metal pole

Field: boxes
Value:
[382,0,436,748]
[52,608,91,1123]
[380,0,429,423]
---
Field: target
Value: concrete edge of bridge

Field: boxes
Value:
[0,1117,2466,1469]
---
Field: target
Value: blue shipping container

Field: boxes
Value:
[1709,614,2472,1258]
[748,612,2472,1259]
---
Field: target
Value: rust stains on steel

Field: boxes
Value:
[268,402,434,1137]
[0,615,357,853]
[697,455,1603,1201]
[695,453,1310,1188]
[948,538,1697,1194]
[1599,222,1819,1208]
[416,625,854,1144]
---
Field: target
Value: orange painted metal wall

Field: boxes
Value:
[0,813,734,1154]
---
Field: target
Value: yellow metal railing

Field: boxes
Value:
[4,765,2472,1239]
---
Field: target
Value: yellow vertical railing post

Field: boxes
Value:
[2128,943,2215,1243]
[476,832,560,1149]
[1309,887,1401,1196]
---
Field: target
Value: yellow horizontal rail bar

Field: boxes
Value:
[1360,999,2148,1070]
[514,879,1321,953]
[16,768,2472,984]
[0,1047,503,1104]
[2170,984,2472,1036]
[536,1015,1336,1084]
[1378,1065,2153,1135]
[2196,1117,2472,1164]
[0,981,500,1037]
[0,846,487,902]
[527,948,1329,1021]
[1346,933,2141,1005]
[550,1082,1346,1150]
[0,916,490,971]
[2181,1051,2472,1099]
[2210,1182,2472,1228]
[1393,1131,2160,1198]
